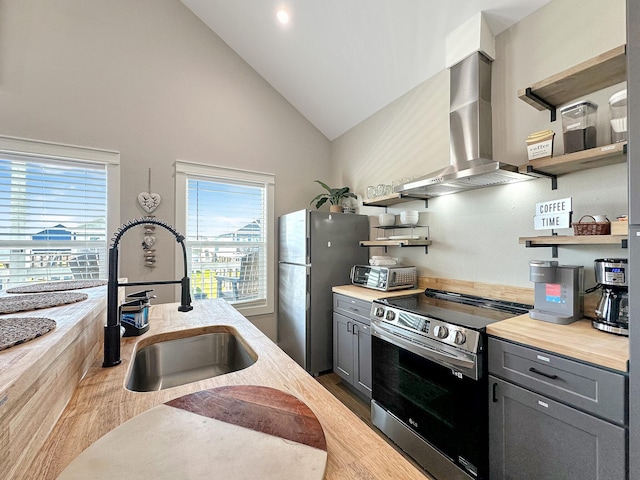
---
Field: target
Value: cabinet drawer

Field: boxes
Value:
[489,376,626,480]
[489,338,626,425]
[333,294,371,325]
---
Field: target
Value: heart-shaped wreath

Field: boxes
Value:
[137,192,162,213]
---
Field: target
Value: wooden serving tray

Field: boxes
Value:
[57,385,328,479]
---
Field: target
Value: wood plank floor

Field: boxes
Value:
[316,372,426,475]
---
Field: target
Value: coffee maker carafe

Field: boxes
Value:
[592,258,628,336]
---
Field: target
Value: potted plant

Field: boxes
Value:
[310,180,357,213]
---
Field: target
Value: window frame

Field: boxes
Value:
[0,134,120,286]
[174,160,275,317]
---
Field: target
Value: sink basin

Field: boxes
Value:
[126,328,257,392]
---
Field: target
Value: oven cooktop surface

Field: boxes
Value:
[378,288,532,331]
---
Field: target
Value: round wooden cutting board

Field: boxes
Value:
[57,385,328,480]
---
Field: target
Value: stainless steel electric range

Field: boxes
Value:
[370,289,531,480]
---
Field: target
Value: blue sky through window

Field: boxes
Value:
[187,178,264,241]
[0,158,107,240]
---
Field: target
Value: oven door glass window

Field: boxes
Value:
[372,335,488,478]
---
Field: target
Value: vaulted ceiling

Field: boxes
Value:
[181,0,552,140]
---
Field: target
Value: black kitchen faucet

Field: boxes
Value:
[103,217,193,368]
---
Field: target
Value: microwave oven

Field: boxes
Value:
[350,265,417,291]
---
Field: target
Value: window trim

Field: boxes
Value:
[0,134,121,244]
[174,160,275,317]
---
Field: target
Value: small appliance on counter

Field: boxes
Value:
[529,260,583,324]
[591,258,629,336]
[350,265,416,291]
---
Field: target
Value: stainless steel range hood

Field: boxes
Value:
[396,52,533,198]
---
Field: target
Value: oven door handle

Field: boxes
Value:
[371,321,477,377]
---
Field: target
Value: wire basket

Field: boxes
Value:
[572,215,611,235]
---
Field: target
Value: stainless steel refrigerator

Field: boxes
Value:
[278,209,369,375]
[628,1,640,478]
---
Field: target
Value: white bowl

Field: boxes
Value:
[378,213,395,226]
[400,210,419,225]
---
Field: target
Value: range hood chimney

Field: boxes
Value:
[396,50,533,198]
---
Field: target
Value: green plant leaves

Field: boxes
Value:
[310,180,357,209]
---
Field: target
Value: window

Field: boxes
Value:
[175,161,275,316]
[0,135,120,290]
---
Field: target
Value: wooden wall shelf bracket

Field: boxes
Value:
[362,194,429,209]
[525,240,559,258]
[525,87,557,121]
[525,165,558,190]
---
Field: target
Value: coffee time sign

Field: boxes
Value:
[534,197,572,230]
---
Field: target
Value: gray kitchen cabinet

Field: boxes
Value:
[489,338,627,480]
[333,294,372,399]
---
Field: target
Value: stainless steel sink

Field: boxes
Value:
[125,329,257,392]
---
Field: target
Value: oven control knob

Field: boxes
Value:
[385,310,396,321]
[433,325,449,339]
[374,307,385,318]
[453,330,466,345]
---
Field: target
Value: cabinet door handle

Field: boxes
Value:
[492,382,498,403]
[346,321,352,333]
[529,367,558,380]
[352,323,358,334]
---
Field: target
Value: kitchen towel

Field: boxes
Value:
[369,256,398,266]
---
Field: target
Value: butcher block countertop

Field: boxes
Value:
[26,298,429,480]
[332,284,425,302]
[334,285,629,373]
[487,314,629,373]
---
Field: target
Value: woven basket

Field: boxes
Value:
[572,215,611,235]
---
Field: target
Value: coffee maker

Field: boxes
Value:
[529,260,584,324]
[592,258,629,336]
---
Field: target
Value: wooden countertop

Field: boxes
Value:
[332,284,425,302]
[487,314,629,373]
[27,298,429,480]
[0,287,105,405]
[334,284,629,373]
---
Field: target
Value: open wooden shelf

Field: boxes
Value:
[518,45,626,120]
[362,193,429,207]
[360,239,432,248]
[519,235,628,246]
[520,141,627,176]
[519,234,628,258]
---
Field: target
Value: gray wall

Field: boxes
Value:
[0,0,332,339]
[332,0,627,290]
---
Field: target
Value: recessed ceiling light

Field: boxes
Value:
[276,9,290,25]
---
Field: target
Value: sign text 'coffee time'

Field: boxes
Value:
[534,197,572,230]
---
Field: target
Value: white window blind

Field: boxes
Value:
[175,161,275,316]
[0,136,119,290]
